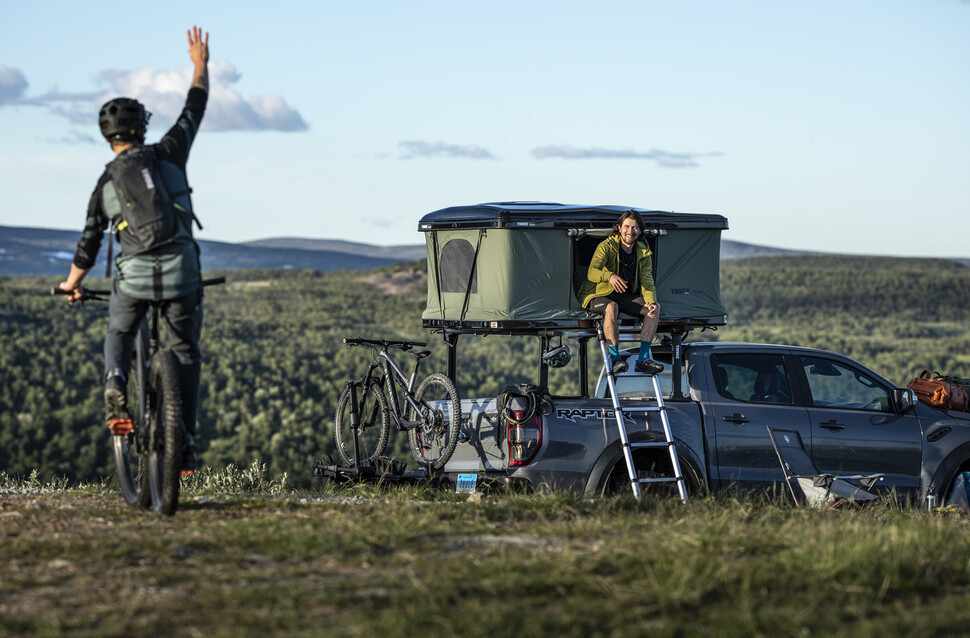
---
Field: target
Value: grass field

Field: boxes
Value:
[3,468,970,638]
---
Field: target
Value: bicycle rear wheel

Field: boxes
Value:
[334,380,390,466]
[407,372,461,470]
[113,318,152,508]
[147,350,184,516]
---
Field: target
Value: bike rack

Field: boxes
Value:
[313,375,444,486]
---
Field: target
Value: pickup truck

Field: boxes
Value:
[410,202,970,504]
[441,338,970,505]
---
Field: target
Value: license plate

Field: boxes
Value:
[455,473,478,494]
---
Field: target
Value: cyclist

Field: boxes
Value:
[58,26,210,471]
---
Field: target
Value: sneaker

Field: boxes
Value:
[104,375,131,434]
[634,358,665,375]
[611,357,629,375]
[181,434,198,476]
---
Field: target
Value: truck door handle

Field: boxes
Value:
[819,420,845,430]
[723,413,749,425]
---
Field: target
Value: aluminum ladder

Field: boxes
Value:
[597,324,688,502]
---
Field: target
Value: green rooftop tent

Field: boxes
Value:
[418,202,729,333]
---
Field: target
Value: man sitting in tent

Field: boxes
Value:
[578,210,664,376]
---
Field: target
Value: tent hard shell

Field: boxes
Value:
[418,202,729,333]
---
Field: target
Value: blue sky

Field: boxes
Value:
[1,0,967,257]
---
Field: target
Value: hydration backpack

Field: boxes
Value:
[107,146,191,256]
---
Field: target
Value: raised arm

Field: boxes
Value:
[187,26,209,92]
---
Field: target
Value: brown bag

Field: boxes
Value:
[907,370,970,411]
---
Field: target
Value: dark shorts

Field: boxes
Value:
[587,293,647,317]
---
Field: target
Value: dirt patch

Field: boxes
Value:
[363,268,427,296]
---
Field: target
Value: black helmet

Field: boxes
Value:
[542,344,571,368]
[98,97,150,142]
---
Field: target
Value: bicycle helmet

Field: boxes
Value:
[98,97,150,142]
[542,344,571,368]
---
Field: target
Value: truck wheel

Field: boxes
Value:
[601,454,703,498]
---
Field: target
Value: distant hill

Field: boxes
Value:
[244,235,794,262]
[4,224,963,277]
[242,237,428,261]
[0,226,406,277]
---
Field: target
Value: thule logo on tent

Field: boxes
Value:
[670,288,690,295]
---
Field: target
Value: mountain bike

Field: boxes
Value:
[335,337,461,470]
[53,277,224,515]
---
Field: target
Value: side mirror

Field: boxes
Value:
[893,387,916,413]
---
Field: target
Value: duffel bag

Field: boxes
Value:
[907,370,970,412]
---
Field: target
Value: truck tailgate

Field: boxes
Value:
[446,398,506,472]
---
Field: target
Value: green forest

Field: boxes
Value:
[2,254,969,485]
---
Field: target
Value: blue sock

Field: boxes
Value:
[639,342,651,361]
[608,345,619,359]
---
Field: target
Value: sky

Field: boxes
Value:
[1,0,968,257]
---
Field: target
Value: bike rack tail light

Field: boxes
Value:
[507,410,542,467]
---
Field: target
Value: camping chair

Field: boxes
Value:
[766,426,884,508]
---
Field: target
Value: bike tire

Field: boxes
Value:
[407,372,461,470]
[147,350,184,516]
[334,380,390,466]
[113,318,152,509]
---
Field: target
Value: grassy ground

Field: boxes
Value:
[3,473,970,638]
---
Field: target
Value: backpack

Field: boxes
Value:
[106,146,191,257]
[495,383,554,424]
[906,370,970,412]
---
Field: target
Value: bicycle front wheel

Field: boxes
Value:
[407,372,461,470]
[334,380,390,466]
[147,350,184,516]
[113,318,151,509]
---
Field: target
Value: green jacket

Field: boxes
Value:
[578,235,657,308]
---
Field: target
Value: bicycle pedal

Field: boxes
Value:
[108,419,133,435]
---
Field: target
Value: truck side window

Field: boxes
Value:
[712,354,792,405]
[799,356,891,411]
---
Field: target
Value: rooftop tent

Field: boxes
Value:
[418,202,729,332]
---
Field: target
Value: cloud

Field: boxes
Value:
[399,140,496,160]
[97,61,308,132]
[0,61,307,134]
[0,64,28,104]
[531,144,723,168]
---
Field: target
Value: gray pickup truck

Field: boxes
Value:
[411,202,970,505]
[441,339,970,504]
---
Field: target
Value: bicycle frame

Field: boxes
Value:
[337,338,429,465]
[376,349,426,430]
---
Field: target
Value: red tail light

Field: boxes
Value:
[507,410,542,467]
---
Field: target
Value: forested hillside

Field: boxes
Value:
[2,255,969,485]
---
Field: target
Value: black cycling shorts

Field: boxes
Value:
[587,292,647,317]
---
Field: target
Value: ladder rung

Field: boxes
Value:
[616,406,664,413]
[636,477,681,484]
[630,441,673,449]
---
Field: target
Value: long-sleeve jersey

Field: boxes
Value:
[73,87,207,300]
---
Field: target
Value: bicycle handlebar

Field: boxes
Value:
[51,276,227,302]
[343,337,426,351]
[51,286,110,301]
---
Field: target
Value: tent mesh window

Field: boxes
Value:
[440,239,478,294]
